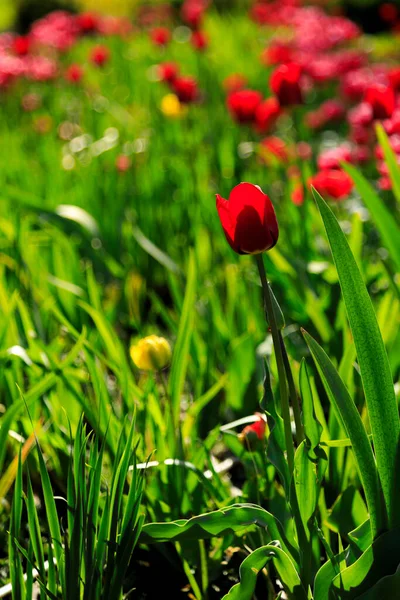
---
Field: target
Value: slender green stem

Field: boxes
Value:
[279,333,305,443]
[256,255,294,473]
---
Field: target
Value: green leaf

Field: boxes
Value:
[299,359,323,460]
[331,527,400,598]
[222,544,307,600]
[168,252,197,425]
[343,162,400,272]
[356,568,400,599]
[302,330,384,537]
[140,504,299,565]
[312,189,399,529]
[376,124,400,206]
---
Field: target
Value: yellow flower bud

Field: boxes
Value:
[160,94,187,118]
[130,335,172,371]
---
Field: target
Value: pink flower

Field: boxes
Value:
[116,155,131,172]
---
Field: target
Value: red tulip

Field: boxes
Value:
[388,68,400,91]
[270,63,303,106]
[65,64,83,83]
[90,45,110,67]
[310,169,353,200]
[116,155,131,172]
[223,73,247,93]
[260,136,289,163]
[191,30,208,51]
[317,144,353,171]
[158,61,179,83]
[150,27,171,47]
[239,413,266,444]
[13,36,31,56]
[364,84,395,120]
[77,12,99,34]
[216,183,279,255]
[172,76,198,103]
[291,182,304,206]
[254,97,281,133]
[227,89,263,124]
[181,0,206,29]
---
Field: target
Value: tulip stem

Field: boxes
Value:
[256,254,295,473]
[279,333,305,444]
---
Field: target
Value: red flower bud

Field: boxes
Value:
[216,183,279,254]
[223,73,247,93]
[310,169,353,201]
[90,45,110,67]
[172,76,199,103]
[270,63,303,106]
[190,30,208,51]
[239,414,266,444]
[150,27,171,47]
[254,97,281,133]
[158,61,179,84]
[364,84,395,120]
[13,35,31,56]
[65,64,83,83]
[227,89,263,124]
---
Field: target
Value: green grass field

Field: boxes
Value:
[0,2,399,598]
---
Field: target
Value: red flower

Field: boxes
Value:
[239,414,266,444]
[76,12,99,34]
[90,45,110,67]
[317,144,353,171]
[310,169,353,200]
[364,84,395,120]
[348,102,373,128]
[388,68,400,91]
[150,27,171,47]
[254,97,281,133]
[320,99,345,123]
[270,63,303,106]
[260,136,288,163]
[223,73,247,93]
[291,182,304,206]
[261,42,293,66]
[227,89,263,124]
[181,0,206,29]
[216,182,279,255]
[12,36,31,56]
[172,76,198,103]
[191,30,208,51]
[116,155,131,172]
[158,61,179,83]
[379,3,398,23]
[65,63,83,83]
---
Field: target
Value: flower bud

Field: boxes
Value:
[130,335,172,371]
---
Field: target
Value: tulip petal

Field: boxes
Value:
[216,194,239,252]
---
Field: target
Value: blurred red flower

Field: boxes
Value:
[364,83,395,120]
[172,76,199,103]
[317,144,353,171]
[223,73,247,93]
[310,169,353,200]
[216,182,279,254]
[227,89,263,123]
[270,63,303,106]
[65,63,83,83]
[158,61,179,83]
[76,12,99,34]
[254,97,281,133]
[12,36,31,56]
[150,27,171,47]
[181,0,207,29]
[191,30,208,51]
[90,45,110,67]
[116,155,131,172]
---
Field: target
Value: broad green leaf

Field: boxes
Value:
[140,504,299,565]
[303,330,384,537]
[312,189,399,529]
[343,162,400,272]
[299,359,323,460]
[331,527,400,598]
[222,544,307,600]
[357,568,400,599]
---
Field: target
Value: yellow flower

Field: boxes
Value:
[160,94,187,118]
[130,335,172,371]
